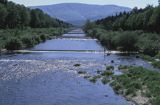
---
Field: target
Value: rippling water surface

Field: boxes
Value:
[0,29,154,105]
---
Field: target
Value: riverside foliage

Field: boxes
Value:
[111,67,160,105]
[0,0,71,29]
[0,28,69,50]
[0,0,71,51]
[84,5,160,56]
[85,27,160,56]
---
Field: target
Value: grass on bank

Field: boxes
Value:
[140,54,160,69]
[0,28,69,51]
[111,66,160,105]
[85,65,160,105]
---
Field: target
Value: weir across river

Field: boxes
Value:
[0,29,155,105]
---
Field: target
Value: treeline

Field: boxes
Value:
[0,0,71,29]
[84,4,160,56]
[85,28,160,56]
[96,5,160,33]
[0,28,69,50]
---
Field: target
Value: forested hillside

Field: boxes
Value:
[84,4,160,55]
[96,5,160,33]
[30,3,131,26]
[0,0,70,28]
[0,0,71,51]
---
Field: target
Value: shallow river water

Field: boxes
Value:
[0,29,155,105]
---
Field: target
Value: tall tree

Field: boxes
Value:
[148,7,160,32]
[0,4,8,28]
[0,0,7,4]
[19,7,31,28]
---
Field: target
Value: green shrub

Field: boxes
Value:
[112,67,160,104]
[101,70,114,76]
[106,66,114,70]
[40,34,47,42]
[155,52,160,59]
[152,61,160,68]
[118,65,130,70]
[101,77,110,84]
[5,38,23,50]
[21,36,34,47]
[151,96,160,105]
[85,27,160,56]
[89,75,101,83]
[112,82,122,91]
[0,28,69,51]
[125,87,136,96]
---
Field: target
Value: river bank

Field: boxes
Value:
[81,65,160,105]
[111,66,160,105]
[1,29,152,105]
[84,27,160,69]
[0,28,69,51]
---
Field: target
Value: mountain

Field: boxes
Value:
[30,3,131,26]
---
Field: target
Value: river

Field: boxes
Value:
[0,29,155,105]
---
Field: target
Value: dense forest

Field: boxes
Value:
[0,0,71,51]
[0,0,70,28]
[96,5,160,33]
[84,4,160,56]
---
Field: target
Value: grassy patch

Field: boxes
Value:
[101,70,114,76]
[140,54,160,69]
[106,66,114,70]
[111,67,160,105]
[118,65,130,70]
[152,61,160,69]
[89,75,101,83]
[140,54,155,62]
[101,77,110,84]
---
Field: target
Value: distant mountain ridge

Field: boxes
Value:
[30,3,131,26]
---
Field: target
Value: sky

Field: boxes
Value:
[9,0,158,8]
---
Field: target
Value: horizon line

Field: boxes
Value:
[28,2,133,8]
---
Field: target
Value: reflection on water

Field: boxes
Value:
[0,29,155,105]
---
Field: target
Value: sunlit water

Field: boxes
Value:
[0,29,156,105]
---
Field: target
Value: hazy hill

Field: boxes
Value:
[30,3,131,26]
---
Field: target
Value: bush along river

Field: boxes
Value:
[0,29,159,105]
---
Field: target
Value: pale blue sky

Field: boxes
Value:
[9,0,158,8]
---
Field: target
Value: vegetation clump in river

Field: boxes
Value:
[140,54,160,69]
[86,65,160,105]
[87,65,114,84]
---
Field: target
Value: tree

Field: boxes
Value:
[0,0,70,29]
[84,20,96,32]
[0,4,8,28]
[30,9,41,28]
[148,7,160,32]
[0,0,7,4]
[114,32,138,51]
[6,8,21,28]
[19,7,31,28]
